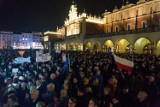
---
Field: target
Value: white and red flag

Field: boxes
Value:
[113,54,134,74]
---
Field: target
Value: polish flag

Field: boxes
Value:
[113,54,134,74]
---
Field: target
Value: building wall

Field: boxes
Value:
[0,31,13,49]
[84,31,160,53]
[103,0,160,33]
[86,22,104,35]
[32,32,43,49]
[12,34,21,48]
[54,0,160,54]
[0,31,43,49]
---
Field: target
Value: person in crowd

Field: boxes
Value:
[49,73,61,95]
[36,101,45,107]
[0,50,160,107]
[68,97,77,107]
[18,82,29,107]
[59,89,68,107]
[100,87,111,107]
[3,94,19,107]
[110,95,121,107]
[88,98,99,107]
[144,75,159,107]
[69,76,79,97]
[27,86,43,107]
[135,90,150,107]
[92,69,103,88]
[44,83,56,105]
[36,79,46,96]
[119,85,134,107]
[53,95,60,107]
[76,88,88,107]
[85,86,93,100]
[107,75,118,97]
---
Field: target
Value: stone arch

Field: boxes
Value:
[156,40,160,55]
[134,37,151,54]
[67,42,75,51]
[116,39,130,53]
[66,42,83,51]
[103,40,114,52]
[93,41,101,51]
[85,41,92,50]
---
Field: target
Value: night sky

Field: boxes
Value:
[0,0,138,33]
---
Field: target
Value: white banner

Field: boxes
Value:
[62,53,66,62]
[55,49,61,53]
[36,51,51,62]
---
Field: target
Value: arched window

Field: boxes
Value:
[127,24,131,31]
[106,28,108,33]
[142,21,147,28]
[115,26,119,32]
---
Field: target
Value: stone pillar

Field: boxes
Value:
[151,42,156,54]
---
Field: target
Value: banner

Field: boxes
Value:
[55,49,61,53]
[62,53,66,62]
[36,51,51,62]
[14,57,31,64]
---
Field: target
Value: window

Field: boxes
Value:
[71,29,74,35]
[142,21,147,28]
[111,26,113,32]
[127,24,131,30]
[106,28,108,33]
[106,18,108,23]
[115,26,119,32]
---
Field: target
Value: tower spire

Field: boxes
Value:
[69,0,78,20]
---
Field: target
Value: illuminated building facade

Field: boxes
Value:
[99,0,160,54]
[54,0,160,54]
[32,32,43,49]
[43,28,65,50]
[55,1,104,51]
[0,31,13,49]
[0,31,43,49]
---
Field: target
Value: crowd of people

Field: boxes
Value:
[0,49,160,107]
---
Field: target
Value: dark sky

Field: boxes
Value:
[0,0,137,33]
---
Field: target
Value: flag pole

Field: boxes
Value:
[37,62,38,70]
[119,68,125,79]
[68,53,70,72]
